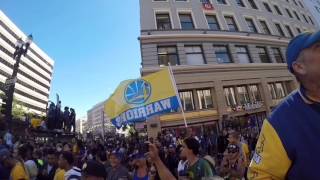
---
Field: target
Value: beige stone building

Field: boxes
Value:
[139,0,318,133]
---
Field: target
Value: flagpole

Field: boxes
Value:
[167,64,188,128]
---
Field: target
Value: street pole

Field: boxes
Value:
[4,54,21,130]
[3,35,33,130]
[102,110,105,139]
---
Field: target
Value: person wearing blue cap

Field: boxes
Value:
[248,31,320,180]
[106,150,129,180]
[132,153,149,180]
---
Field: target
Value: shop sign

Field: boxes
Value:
[232,102,263,112]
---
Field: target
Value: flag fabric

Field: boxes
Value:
[105,68,180,128]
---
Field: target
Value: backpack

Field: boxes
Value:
[202,156,217,175]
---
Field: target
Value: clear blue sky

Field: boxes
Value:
[0,0,141,118]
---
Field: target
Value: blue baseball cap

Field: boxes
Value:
[110,150,124,161]
[287,31,320,73]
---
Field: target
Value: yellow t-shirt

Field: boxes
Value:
[54,168,65,180]
[72,145,80,154]
[242,142,250,165]
[11,162,29,180]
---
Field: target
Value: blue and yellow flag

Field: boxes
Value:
[105,68,180,128]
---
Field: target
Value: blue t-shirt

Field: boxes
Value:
[0,162,11,180]
[133,172,149,180]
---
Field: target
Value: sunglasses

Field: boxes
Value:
[227,145,239,154]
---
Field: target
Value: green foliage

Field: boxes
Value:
[12,98,27,119]
[0,92,29,120]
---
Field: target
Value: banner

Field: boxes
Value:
[105,68,180,128]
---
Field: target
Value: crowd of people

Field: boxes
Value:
[1,31,319,180]
[0,125,258,180]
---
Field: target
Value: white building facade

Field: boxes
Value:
[0,10,54,115]
[87,100,115,135]
[304,0,320,28]
[76,116,87,134]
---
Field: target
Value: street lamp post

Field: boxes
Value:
[3,34,33,130]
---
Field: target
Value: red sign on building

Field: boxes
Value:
[202,1,214,10]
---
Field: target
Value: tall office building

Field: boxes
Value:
[0,10,54,115]
[139,0,318,131]
[76,116,87,134]
[87,100,115,135]
[304,0,320,28]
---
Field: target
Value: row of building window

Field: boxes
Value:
[157,44,284,66]
[0,79,47,113]
[156,12,308,38]
[177,81,289,111]
[0,49,50,90]
[217,0,306,13]
[0,36,52,83]
[0,32,53,77]
[0,68,49,98]
[0,20,54,70]
[155,0,314,25]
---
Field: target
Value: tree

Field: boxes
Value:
[0,92,29,120]
[12,98,28,120]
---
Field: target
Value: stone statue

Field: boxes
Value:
[69,108,76,133]
[55,101,62,129]
[63,106,70,132]
[47,102,56,130]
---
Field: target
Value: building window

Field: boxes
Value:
[217,0,227,4]
[185,46,205,65]
[259,20,271,35]
[275,82,286,98]
[296,27,301,33]
[275,23,285,37]
[179,14,195,30]
[263,2,272,12]
[298,1,304,8]
[309,16,314,25]
[302,14,309,23]
[158,46,179,66]
[235,0,245,7]
[293,11,301,21]
[249,85,262,102]
[272,48,284,63]
[268,82,287,99]
[156,13,172,30]
[224,87,237,107]
[247,0,258,9]
[213,45,232,63]
[285,25,294,38]
[268,83,277,99]
[237,86,250,105]
[206,15,220,30]
[225,16,238,31]
[245,18,257,33]
[236,46,251,63]
[273,5,282,15]
[293,0,298,6]
[257,46,271,63]
[285,8,293,18]
[179,90,195,111]
[197,89,214,109]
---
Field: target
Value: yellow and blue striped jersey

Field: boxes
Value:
[248,88,320,179]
